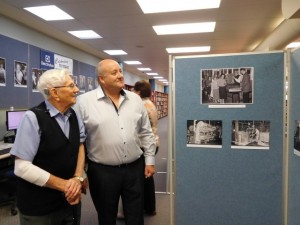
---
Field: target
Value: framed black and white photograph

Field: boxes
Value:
[78,75,86,93]
[0,57,6,86]
[187,120,222,148]
[231,120,270,150]
[87,77,94,91]
[71,75,78,86]
[14,60,28,87]
[294,120,300,156]
[201,67,254,105]
[31,68,44,92]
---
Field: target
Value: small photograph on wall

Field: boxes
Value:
[294,120,300,156]
[78,75,86,93]
[87,77,94,91]
[95,78,99,88]
[231,120,270,150]
[0,57,6,86]
[71,75,78,86]
[187,120,222,148]
[201,67,254,105]
[14,60,28,87]
[31,68,43,92]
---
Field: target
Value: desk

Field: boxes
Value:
[0,141,13,160]
[228,88,241,103]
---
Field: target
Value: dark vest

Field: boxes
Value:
[17,102,80,216]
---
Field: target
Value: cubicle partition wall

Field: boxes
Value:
[171,52,285,225]
[287,47,300,225]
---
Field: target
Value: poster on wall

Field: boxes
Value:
[87,77,94,91]
[0,57,6,86]
[14,60,27,87]
[231,120,270,150]
[71,75,78,86]
[201,67,254,106]
[186,120,222,148]
[294,120,300,156]
[78,75,86,93]
[31,68,45,92]
[54,54,73,74]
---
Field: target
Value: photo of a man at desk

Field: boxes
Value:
[201,67,254,105]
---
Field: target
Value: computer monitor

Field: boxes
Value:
[6,110,27,132]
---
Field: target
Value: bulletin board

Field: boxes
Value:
[0,34,97,109]
[172,52,285,225]
[287,47,300,225]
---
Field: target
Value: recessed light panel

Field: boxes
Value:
[146,73,159,75]
[24,5,73,21]
[166,46,210,53]
[124,61,142,65]
[137,0,221,14]
[68,30,102,39]
[286,42,300,48]
[138,68,151,71]
[153,22,215,35]
[104,50,127,55]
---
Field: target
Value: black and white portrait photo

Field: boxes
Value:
[31,68,43,92]
[201,67,254,105]
[294,120,300,156]
[0,57,6,86]
[186,120,222,148]
[231,120,270,150]
[87,77,94,91]
[14,60,28,87]
[79,75,86,92]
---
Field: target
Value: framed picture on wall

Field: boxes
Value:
[31,68,44,92]
[201,67,254,106]
[14,60,28,87]
[78,75,86,93]
[294,120,300,156]
[186,120,222,148]
[87,77,94,91]
[0,57,6,86]
[231,120,270,150]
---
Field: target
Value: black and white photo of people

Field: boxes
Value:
[14,61,28,87]
[0,57,6,86]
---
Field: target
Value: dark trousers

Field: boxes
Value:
[243,91,250,103]
[144,176,155,213]
[87,157,145,225]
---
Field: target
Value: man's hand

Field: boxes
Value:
[145,165,155,178]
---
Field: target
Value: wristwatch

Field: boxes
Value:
[74,176,84,183]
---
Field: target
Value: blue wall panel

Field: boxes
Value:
[287,48,300,225]
[174,52,284,225]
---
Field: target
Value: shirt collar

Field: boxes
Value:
[96,86,127,100]
[45,100,72,117]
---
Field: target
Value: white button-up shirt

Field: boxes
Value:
[74,86,155,166]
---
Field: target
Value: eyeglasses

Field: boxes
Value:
[54,83,77,89]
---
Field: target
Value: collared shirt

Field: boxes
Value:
[10,100,86,161]
[74,86,156,166]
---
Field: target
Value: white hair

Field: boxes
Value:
[37,69,71,99]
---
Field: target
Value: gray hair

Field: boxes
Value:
[37,69,71,99]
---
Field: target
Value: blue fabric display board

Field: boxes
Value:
[173,52,285,225]
[0,34,96,109]
[287,47,300,225]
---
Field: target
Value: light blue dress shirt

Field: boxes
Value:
[10,100,86,161]
[74,86,155,166]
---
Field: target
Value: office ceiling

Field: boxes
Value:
[0,0,299,84]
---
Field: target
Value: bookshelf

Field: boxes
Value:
[151,91,168,119]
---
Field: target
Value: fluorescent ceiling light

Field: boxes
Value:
[104,50,127,55]
[138,68,151,71]
[24,5,73,21]
[166,46,210,53]
[159,79,167,81]
[124,61,142,65]
[68,30,102,39]
[154,76,163,79]
[146,73,159,75]
[153,22,215,35]
[286,42,300,48]
[137,0,221,14]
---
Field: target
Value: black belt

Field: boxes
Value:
[90,157,141,168]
